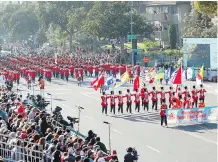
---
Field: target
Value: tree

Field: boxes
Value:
[83,1,153,56]
[37,1,85,52]
[168,24,177,49]
[193,1,217,16]
[183,2,217,38]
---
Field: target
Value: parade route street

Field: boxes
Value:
[18,77,217,162]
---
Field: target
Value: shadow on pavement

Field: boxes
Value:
[170,123,217,134]
[109,112,160,124]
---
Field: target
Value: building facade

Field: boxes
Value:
[141,1,191,48]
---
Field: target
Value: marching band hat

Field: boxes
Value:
[152,87,155,90]
[111,91,114,94]
[193,85,196,89]
[170,86,172,89]
[200,84,203,87]
[127,89,130,92]
[102,92,105,95]
[161,87,164,90]
[118,91,122,94]
[184,86,187,89]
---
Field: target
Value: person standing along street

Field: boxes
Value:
[117,91,124,114]
[101,92,109,115]
[197,84,206,103]
[125,89,132,113]
[191,86,198,107]
[160,99,168,127]
[149,87,158,111]
[133,89,140,112]
[142,88,149,112]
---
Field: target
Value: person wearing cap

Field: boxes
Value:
[125,89,133,113]
[158,87,166,105]
[191,86,198,107]
[198,98,205,108]
[117,91,124,114]
[160,99,168,127]
[197,84,207,103]
[132,89,141,112]
[109,91,116,115]
[182,86,190,107]
[165,86,174,108]
[101,92,109,115]
[148,87,158,111]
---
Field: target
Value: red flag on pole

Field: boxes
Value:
[133,75,140,91]
[173,66,182,84]
[91,74,104,91]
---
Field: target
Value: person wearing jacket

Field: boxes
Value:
[160,99,168,127]
[94,137,107,154]
[124,147,138,162]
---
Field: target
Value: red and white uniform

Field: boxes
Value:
[183,98,192,109]
[125,93,132,104]
[133,92,140,104]
[149,90,158,101]
[141,92,149,103]
[109,95,116,106]
[191,89,198,102]
[101,95,108,106]
[182,90,189,101]
[165,90,174,102]
[197,88,206,99]
[158,90,166,100]
[117,95,124,105]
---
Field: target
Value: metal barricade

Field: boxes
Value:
[0,134,44,162]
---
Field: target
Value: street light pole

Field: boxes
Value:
[76,106,84,133]
[130,1,134,65]
[103,121,111,153]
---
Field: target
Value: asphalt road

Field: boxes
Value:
[17,76,217,162]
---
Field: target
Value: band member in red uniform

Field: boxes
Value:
[109,91,116,114]
[177,87,182,99]
[165,87,174,108]
[197,84,206,103]
[79,67,84,81]
[182,86,190,107]
[149,87,158,111]
[160,99,168,127]
[125,89,132,113]
[133,89,141,112]
[117,91,124,114]
[69,65,74,78]
[158,87,166,105]
[26,74,31,89]
[183,95,192,109]
[140,87,145,106]
[88,65,93,77]
[65,68,69,82]
[191,86,198,107]
[142,88,149,111]
[101,92,108,115]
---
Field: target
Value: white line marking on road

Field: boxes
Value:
[178,129,217,145]
[111,129,124,135]
[146,145,161,153]
[85,116,94,120]
[80,92,100,101]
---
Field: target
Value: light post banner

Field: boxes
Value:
[166,106,217,125]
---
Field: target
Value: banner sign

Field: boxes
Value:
[166,106,217,125]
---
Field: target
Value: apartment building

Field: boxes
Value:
[141,1,191,48]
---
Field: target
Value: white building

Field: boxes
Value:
[141,1,191,48]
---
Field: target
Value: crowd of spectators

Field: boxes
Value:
[0,85,119,162]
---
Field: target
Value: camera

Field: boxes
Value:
[67,116,79,124]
